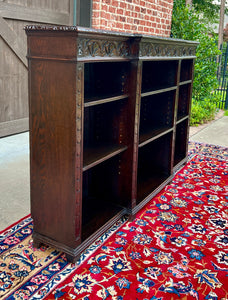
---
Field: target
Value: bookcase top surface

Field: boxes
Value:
[25,25,198,60]
[24,25,198,46]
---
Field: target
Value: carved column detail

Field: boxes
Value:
[75,63,84,241]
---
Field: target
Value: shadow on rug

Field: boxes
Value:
[1,142,228,299]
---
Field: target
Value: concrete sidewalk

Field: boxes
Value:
[0,132,30,231]
[0,115,228,231]
[189,113,228,147]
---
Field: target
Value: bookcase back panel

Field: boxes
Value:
[84,62,130,102]
[139,90,176,143]
[180,59,193,82]
[178,84,191,120]
[83,99,129,168]
[82,154,125,241]
[137,132,173,203]
[174,119,188,166]
[141,60,178,93]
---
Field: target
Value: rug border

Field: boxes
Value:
[0,213,31,235]
[188,140,228,151]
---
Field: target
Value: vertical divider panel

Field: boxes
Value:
[185,58,196,149]
[128,59,143,215]
[172,59,182,171]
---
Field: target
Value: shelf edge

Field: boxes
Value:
[84,94,128,107]
[132,174,174,215]
[176,115,189,124]
[139,127,174,148]
[83,146,128,171]
[141,86,177,98]
[179,80,192,86]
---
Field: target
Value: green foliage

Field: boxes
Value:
[193,36,220,101]
[171,0,202,41]
[190,96,218,126]
[191,0,220,24]
[224,110,228,116]
[171,0,220,126]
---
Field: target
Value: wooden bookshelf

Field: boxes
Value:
[25,25,198,262]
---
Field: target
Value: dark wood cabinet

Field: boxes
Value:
[25,25,198,262]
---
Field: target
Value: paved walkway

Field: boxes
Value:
[189,110,228,147]
[0,114,228,231]
[0,133,30,231]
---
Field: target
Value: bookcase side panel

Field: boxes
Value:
[28,35,82,249]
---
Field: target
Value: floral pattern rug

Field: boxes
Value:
[1,142,228,300]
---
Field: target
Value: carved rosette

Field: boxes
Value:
[139,42,196,57]
[78,39,130,58]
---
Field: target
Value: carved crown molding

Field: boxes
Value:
[24,25,77,31]
[78,39,130,58]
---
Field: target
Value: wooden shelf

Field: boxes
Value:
[173,157,188,173]
[139,127,173,147]
[141,85,177,97]
[141,86,177,97]
[179,80,192,86]
[139,89,175,146]
[137,173,170,204]
[176,115,189,124]
[84,99,128,160]
[174,154,186,167]
[137,131,173,204]
[84,94,128,107]
[83,145,127,171]
[82,201,124,241]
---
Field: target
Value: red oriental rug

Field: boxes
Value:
[1,142,228,300]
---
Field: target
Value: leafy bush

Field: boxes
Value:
[190,97,218,126]
[171,0,220,125]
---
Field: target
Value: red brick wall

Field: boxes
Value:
[92,0,173,37]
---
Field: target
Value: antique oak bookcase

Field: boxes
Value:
[25,26,198,262]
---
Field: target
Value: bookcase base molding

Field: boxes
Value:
[25,26,198,263]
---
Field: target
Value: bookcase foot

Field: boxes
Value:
[32,239,42,249]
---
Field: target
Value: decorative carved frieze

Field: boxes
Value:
[78,39,130,58]
[139,42,196,57]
